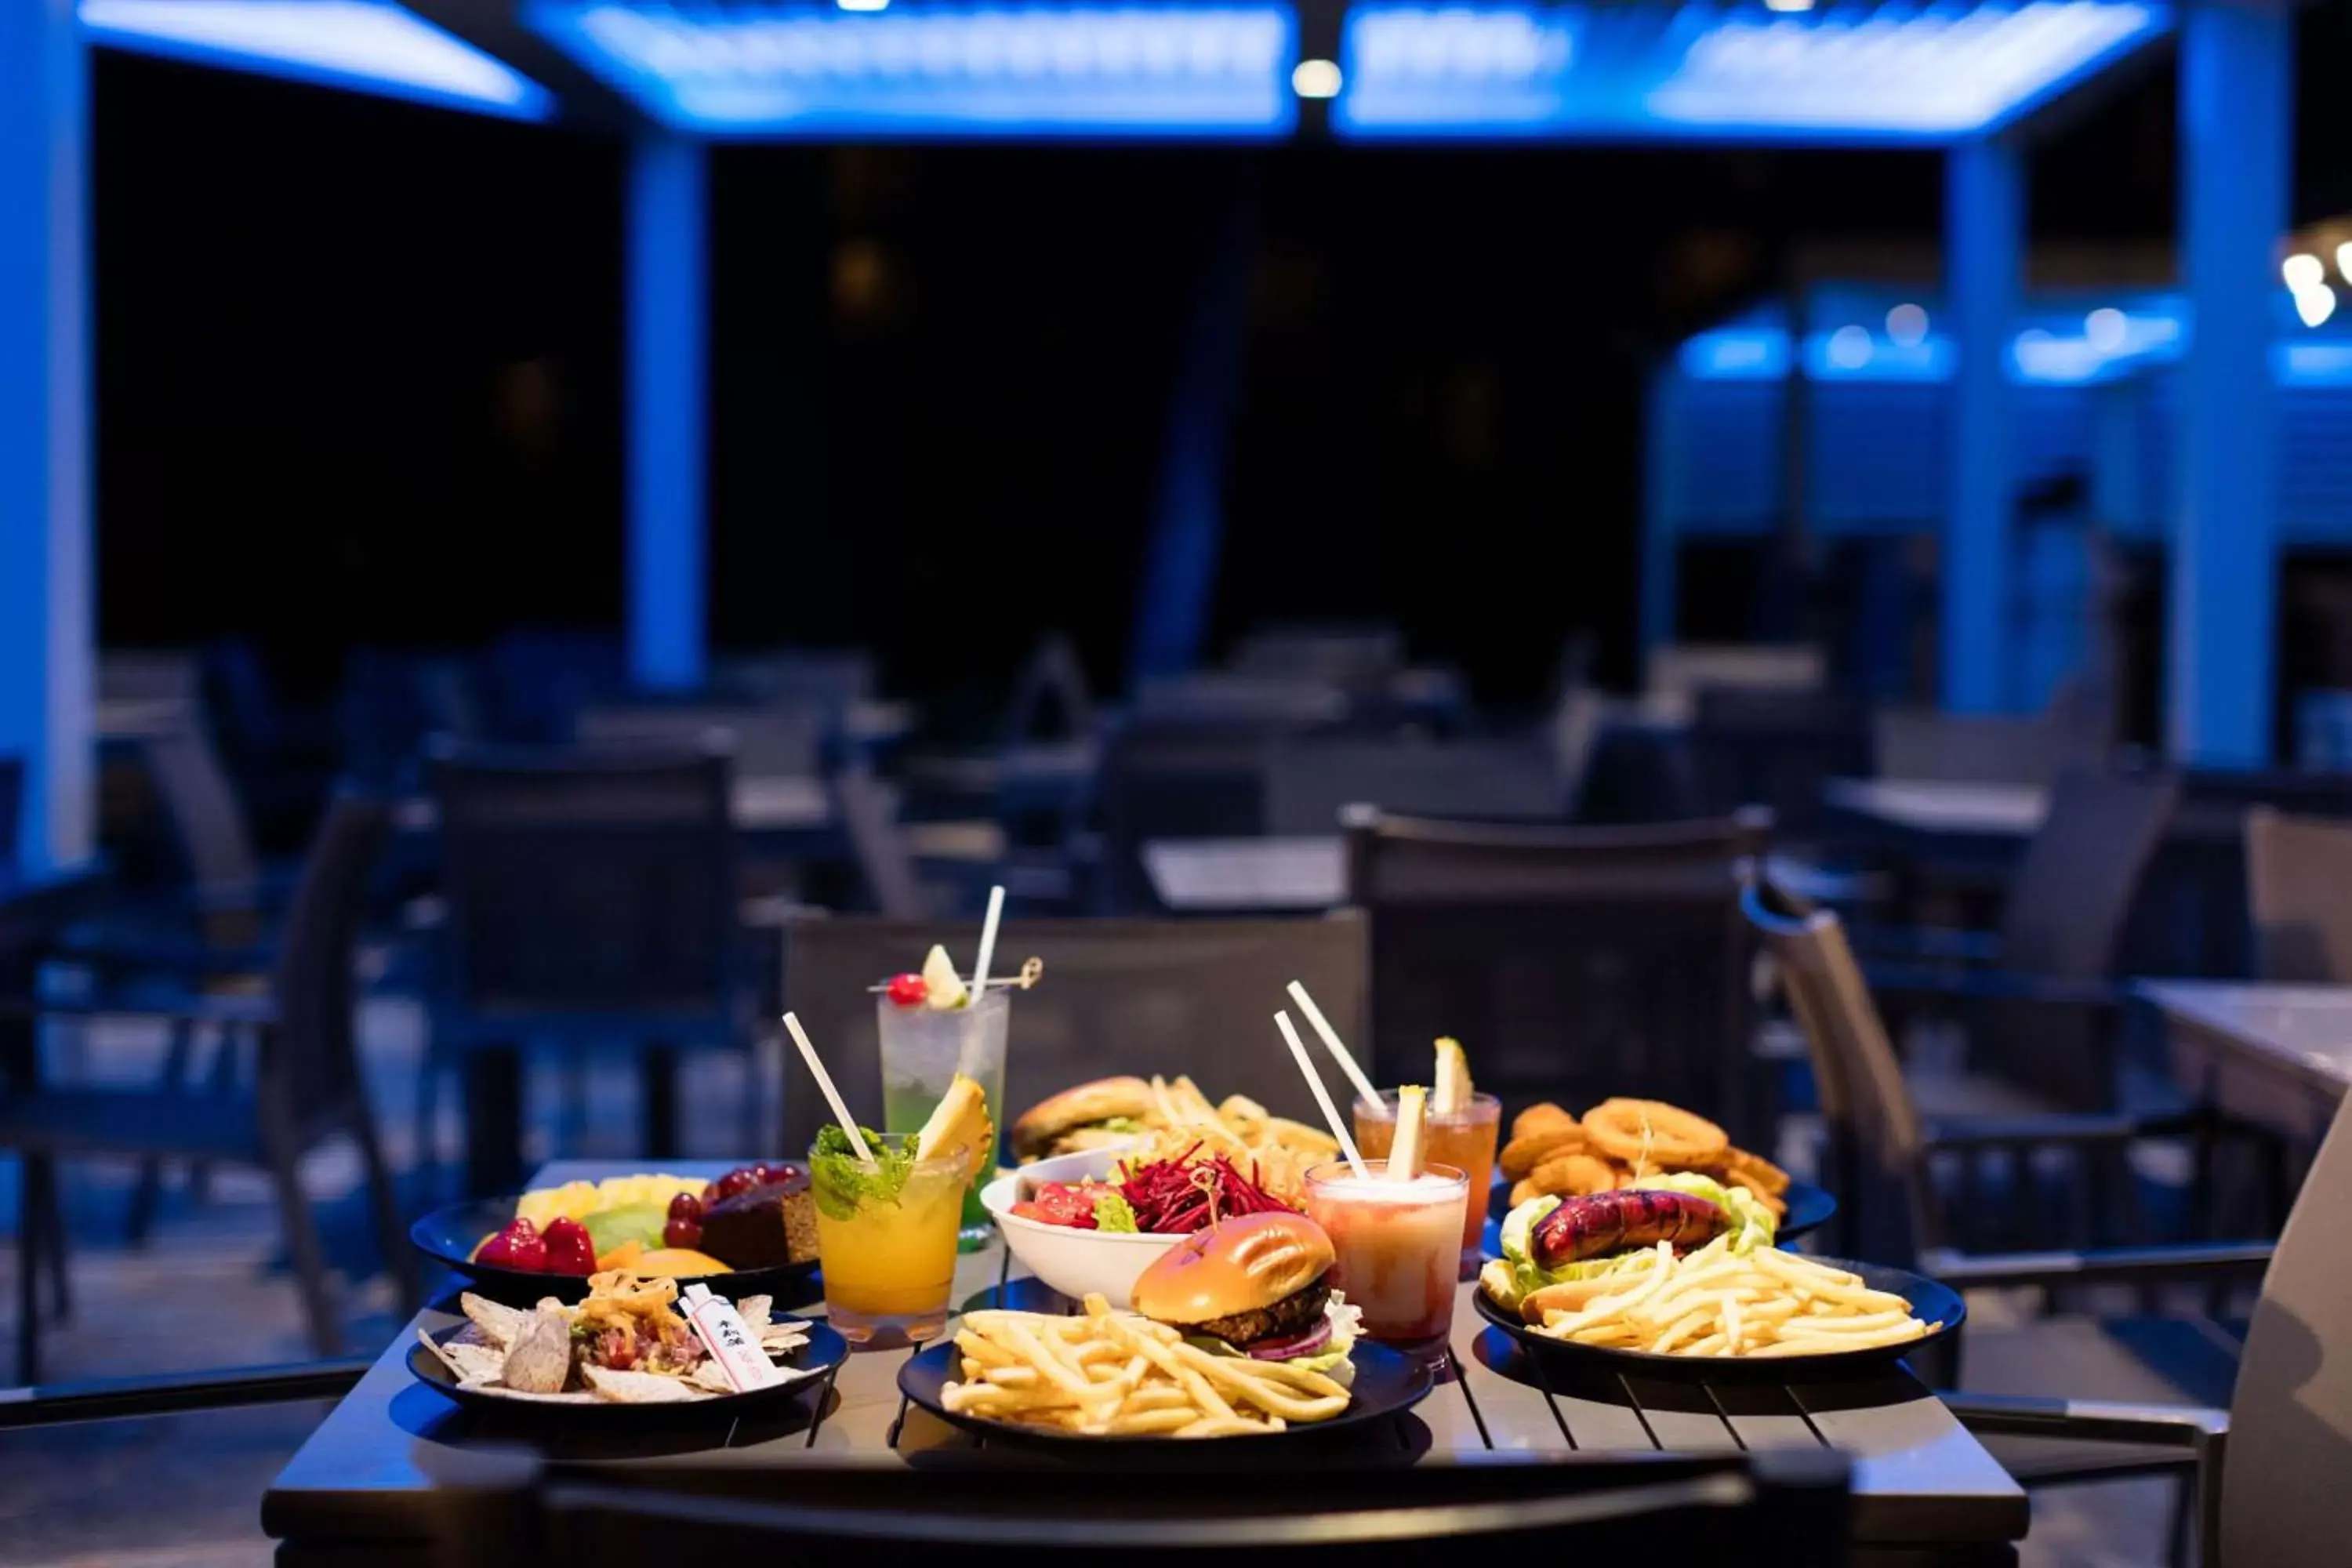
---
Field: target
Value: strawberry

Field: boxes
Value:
[477,1218,547,1272]
[541,1217,597,1276]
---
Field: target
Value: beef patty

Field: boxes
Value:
[1189,1273,1331,1346]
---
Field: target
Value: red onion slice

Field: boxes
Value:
[1245,1317,1333,1360]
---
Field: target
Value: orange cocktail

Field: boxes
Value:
[1354,1091,1499,1277]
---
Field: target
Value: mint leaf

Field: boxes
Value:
[811,1125,913,1221]
[1091,1191,1139,1233]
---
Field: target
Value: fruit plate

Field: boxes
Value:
[408,1314,845,1420]
[898,1338,1436,1450]
[1470,1258,1964,1385]
[409,1197,819,1307]
[1487,1179,1837,1247]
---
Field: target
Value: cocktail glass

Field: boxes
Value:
[878,986,1010,1251]
[1301,1159,1469,1354]
[1352,1091,1501,1278]
[811,1133,969,1348]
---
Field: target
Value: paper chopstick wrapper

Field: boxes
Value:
[681,1284,784,1391]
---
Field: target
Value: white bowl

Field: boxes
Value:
[980,1142,1182,1309]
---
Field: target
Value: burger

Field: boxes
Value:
[1129,1211,1361,1383]
[1010,1076,1157,1162]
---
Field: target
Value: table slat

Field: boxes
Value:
[1446,1284,1570,1454]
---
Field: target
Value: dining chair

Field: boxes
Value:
[777,911,1368,1158]
[0,794,414,1380]
[435,1450,1850,1568]
[1344,805,1771,1139]
[2244,808,2352,982]
[1945,1087,2352,1568]
[1686,687,1871,842]
[421,739,757,1194]
[1863,768,2179,1110]
[1229,620,1405,690]
[1095,722,1275,913]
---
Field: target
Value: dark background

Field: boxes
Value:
[91,23,2349,715]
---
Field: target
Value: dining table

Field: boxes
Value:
[263,1160,2027,1566]
[2136,980,2352,1149]
[1142,837,1869,914]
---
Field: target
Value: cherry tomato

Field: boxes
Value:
[1015,1181,1098,1229]
[886,972,928,1007]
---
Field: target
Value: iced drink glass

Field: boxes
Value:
[1301,1160,1469,1352]
[1353,1091,1501,1277]
[878,987,1010,1250]
[811,1133,968,1348]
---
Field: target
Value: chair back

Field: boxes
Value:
[1688,688,1870,840]
[263,794,390,1130]
[1998,769,2177,979]
[2221,1091,2352,1568]
[430,742,740,1029]
[1097,723,1271,911]
[1345,806,1770,1134]
[827,763,926,918]
[575,700,823,778]
[1262,737,1564,835]
[1871,708,2103,786]
[778,912,1367,1157]
[510,1453,1849,1568]
[1741,877,1933,1265]
[1231,622,1403,691]
[138,715,262,908]
[2245,808,2352,982]
[1001,631,1096,745]
[1133,673,1351,731]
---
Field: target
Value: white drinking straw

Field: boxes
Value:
[1286,979,1382,1110]
[782,1011,874,1167]
[1276,1010,1369,1180]
[968,884,1006,1004]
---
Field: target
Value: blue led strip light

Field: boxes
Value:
[78,0,554,120]
[527,2,1300,137]
[1336,0,2171,142]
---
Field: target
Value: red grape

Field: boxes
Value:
[663,1216,703,1250]
[668,1191,703,1221]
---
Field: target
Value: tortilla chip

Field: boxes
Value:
[416,1327,470,1380]
[428,1336,507,1386]
[689,1362,736,1394]
[475,1386,601,1405]
[459,1294,529,1350]
[582,1365,706,1404]
[735,1295,772,1332]
[759,1323,808,1356]
[502,1306,575,1394]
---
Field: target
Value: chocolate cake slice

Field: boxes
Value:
[699,1169,818,1269]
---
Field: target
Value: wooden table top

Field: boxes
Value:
[263,1163,2024,1560]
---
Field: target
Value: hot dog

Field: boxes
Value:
[1528,1189,1727,1270]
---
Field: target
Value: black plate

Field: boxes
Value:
[1472,1256,1963,1383]
[898,1338,1436,1447]
[1486,1179,1837,1247]
[409,1196,819,1306]
[408,1313,846,1418]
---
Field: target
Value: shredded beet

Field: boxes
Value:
[1117,1143,1298,1233]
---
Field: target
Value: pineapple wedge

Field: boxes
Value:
[1389,1083,1429,1181]
[920,944,968,1011]
[916,1073,995,1185]
[1432,1036,1472,1116]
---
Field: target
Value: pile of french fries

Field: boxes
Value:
[942,1294,1350,1437]
[1528,1239,1929,1358]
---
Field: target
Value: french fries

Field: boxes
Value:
[942,1294,1349,1436]
[1528,1240,1929,1358]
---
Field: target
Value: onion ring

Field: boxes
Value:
[1581,1098,1729,1168]
[1722,1145,1791,1197]
[1500,1123,1590,1180]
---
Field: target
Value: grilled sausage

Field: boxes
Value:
[1529,1189,1727,1269]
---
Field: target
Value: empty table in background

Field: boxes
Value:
[395,774,859,837]
[2137,980,2352,1148]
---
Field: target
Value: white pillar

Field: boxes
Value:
[0,0,94,872]
[1942,137,2023,713]
[626,134,707,692]
[2170,0,2291,765]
